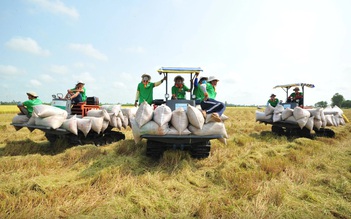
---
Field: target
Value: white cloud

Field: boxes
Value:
[5,37,50,56]
[40,74,55,82]
[29,0,79,18]
[69,43,108,61]
[29,79,42,86]
[50,65,68,74]
[0,65,25,76]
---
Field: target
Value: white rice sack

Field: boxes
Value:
[167,126,191,135]
[186,104,205,129]
[320,109,327,128]
[77,118,92,137]
[281,108,294,120]
[128,107,138,119]
[333,115,340,127]
[273,113,282,123]
[35,115,65,129]
[323,106,335,115]
[264,104,275,116]
[61,115,78,135]
[189,122,228,138]
[109,113,117,128]
[100,105,121,116]
[293,107,311,120]
[314,118,322,130]
[296,116,309,129]
[135,101,153,128]
[220,114,229,121]
[87,109,110,122]
[140,121,169,136]
[117,117,122,130]
[27,112,37,125]
[101,120,109,133]
[130,118,141,144]
[325,115,334,126]
[340,117,345,126]
[332,105,343,117]
[34,105,68,118]
[305,116,314,131]
[153,105,172,126]
[274,105,284,114]
[285,116,298,124]
[122,116,129,129]
[256,111,272,121]
[84,116,104,134]
[12,115,29,124]
[171,107,189,134]
[117,111,128,128]
[307,108,322,120]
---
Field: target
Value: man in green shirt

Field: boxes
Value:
[192,73,208,105]
[288,87,304,106]
[267,94,279,107]
[200,76,226,122]
[65,81,86,104]
[171,75,191,100]
[17,91,43,117]
[135,74,166,106]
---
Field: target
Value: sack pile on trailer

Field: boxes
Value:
[12,104,134,136]
[256,105,348,130]
[130,101,229,144]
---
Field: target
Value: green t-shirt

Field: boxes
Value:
[137,82,155,104]
[290,92,303,100]
[171,84,190,100]
[206,82,217,99]
[23,98,43,116]
[71,87,87,102]
[193,85,205,101]
[268,98,279,107]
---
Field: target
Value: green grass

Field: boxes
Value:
[0,107,350,218]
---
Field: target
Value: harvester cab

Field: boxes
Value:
[273,83,315,109]
[154,67,203,111]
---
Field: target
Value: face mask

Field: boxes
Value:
[143,77,149,81]
[202,80,207,84]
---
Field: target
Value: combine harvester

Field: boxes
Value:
[11,95,125,146]
[132,67,228,159]
[256,83,348,138]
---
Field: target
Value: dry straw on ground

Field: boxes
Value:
[0,106,350,218]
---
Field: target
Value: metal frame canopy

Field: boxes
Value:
[157,67,203,100]
[273,83,315,106]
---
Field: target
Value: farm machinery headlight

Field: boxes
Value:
[165,93,170,99]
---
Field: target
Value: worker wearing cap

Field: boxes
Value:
[135,74,166,106]
[17,91,43,117]
[171,75,191,100]
[65,81,87,104]
[267,94,279,107]
[192,73,208,105]
[288,87,303,106]
[200,76,226,122]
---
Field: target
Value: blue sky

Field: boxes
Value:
[1,0,350,105]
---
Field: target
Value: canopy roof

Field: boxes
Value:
[157,67,203,74]
[273,83,315,89]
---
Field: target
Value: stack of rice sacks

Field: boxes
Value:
[256,104,347,131]
[130,101,228,145]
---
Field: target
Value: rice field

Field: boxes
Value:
[0,105,350,218]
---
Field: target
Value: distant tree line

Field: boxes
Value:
[315,93,351,108]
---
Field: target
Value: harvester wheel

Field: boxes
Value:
[146,140,165,158]
[271,125,285,136]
